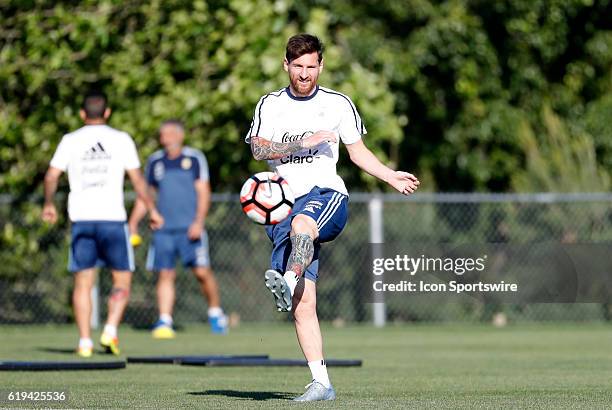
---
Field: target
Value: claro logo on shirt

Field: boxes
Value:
[280,149,319,164]
[279,131,320,164]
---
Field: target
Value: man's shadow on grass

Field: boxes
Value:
[189,390,295,401]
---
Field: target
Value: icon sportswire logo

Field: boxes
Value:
[82,142,111,160]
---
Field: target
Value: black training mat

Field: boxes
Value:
[181,358,362,367]
[0,360,126,371]
[127,354,269,364]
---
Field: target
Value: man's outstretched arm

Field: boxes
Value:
[250,131,337,160]
[345,139,420,195]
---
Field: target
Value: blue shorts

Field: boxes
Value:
[68,221,134,272]
[265,186,348,282]
[146,230,210,271]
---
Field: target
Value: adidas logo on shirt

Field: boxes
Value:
[82,142,111,160]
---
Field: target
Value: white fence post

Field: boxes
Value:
[90,276,99,329]
[368,195,386,327]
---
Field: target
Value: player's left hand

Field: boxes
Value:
[187,221,203,240]
[388,171,420,195]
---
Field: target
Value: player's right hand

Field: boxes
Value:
[302,130,337,148]
[128,224,138,236]
[42,203,58,224]
[130,233,143,247]
[149,208,164,230]
[388,171,420,195]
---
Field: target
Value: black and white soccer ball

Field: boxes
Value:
[240,172,295,225]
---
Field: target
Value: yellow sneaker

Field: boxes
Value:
[100,333,121,355]
[76,346,93,358]
[152,321,176,339]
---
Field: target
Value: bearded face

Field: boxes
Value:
[284,52,323,97]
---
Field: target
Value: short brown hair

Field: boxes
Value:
[285,34,323,64]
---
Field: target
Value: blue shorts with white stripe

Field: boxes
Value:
[68,221,134,272]
[146,230,211,271]
[265,186,348,282]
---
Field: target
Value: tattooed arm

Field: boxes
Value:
[250,131,338,160]
[250,136,304,160]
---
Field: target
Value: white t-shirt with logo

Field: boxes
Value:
[50,124,141,222]
[245,85,366,197]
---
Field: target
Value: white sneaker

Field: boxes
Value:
[264,269,292,312]
[293,381,336,401]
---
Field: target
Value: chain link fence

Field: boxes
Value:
[2,193,612,326]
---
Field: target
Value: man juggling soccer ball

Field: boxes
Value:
[246,34,420,401]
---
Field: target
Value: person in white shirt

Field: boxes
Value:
[42,91,163,357]
[246,34,420,401]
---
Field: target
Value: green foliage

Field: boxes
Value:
[583,93,612,169]
[511,104,611,241]
[305,0,611,191]
[1,0,611,194]
[0,0,401,195]
[512,104,610,192]
[0,1,404,298]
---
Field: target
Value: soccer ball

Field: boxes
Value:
[240,172,294,225]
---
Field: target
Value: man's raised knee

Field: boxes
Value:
[291,214,318,240]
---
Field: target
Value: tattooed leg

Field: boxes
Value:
[283,233,315,297]
[109,287,129,301]
[287,233,315,277]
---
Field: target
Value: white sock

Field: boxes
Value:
[283,271,299,296]
[103,324,117,338]
[159,313,173,325]
[308,359,331,388]
[79,338,93,349]
[208,307,223,318]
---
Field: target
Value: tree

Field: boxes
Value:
[0,0,402,197]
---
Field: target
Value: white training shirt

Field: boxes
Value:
[50,124,141,222]
[245,85,366,197]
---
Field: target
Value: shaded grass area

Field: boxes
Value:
[1,323,612,408]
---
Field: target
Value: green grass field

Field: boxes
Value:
[2,323,612,408]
